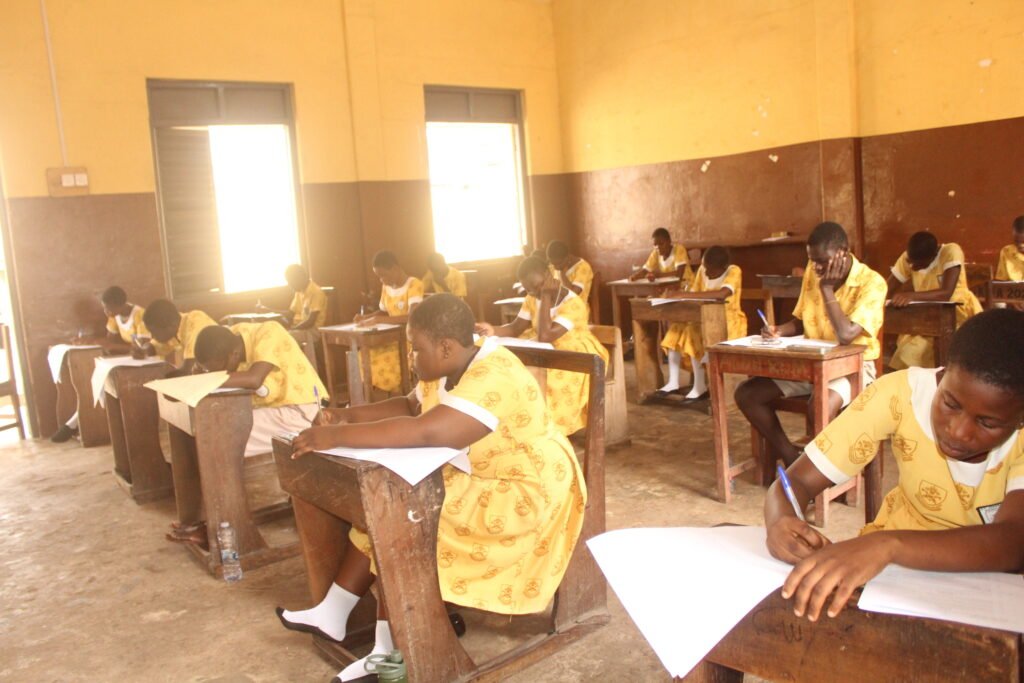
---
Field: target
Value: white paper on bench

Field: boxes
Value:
[91,356,166,407]
[648,297,707,306]
[320,445,471,486]
[47,344,102,383]
[493,296,526,306]
[607,276,679,286]
[320,322,400,332]
[718,334,836,349]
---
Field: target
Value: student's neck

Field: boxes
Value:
[446,346,480,389]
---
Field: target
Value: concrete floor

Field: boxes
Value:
[0,366,887,682]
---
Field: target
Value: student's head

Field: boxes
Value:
[100,286,129,318]
[652,227,672,256]
[906,231,939,270]
[806,222,850,278]
[426,252,448,275]
[284,264,309,292]
[545,241,571,270]
[701,246,730,279]
[407,293,475,381]
[194,326,244,373]
[142,299,182,344]
[1013,215,1024,254]
[372,250,405,288]
[932,309,1024,462]
[517,256,550,298]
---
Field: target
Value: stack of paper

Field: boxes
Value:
[320,322,400,332]
[718,335,836,350]
[47,344,102,383]
[319,445,471,485]
[608,276,680,286]
[91,356,166,407]
[144,372,231,407]
[493,296,526,306]
[648,297,706,306]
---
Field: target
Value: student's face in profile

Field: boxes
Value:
[549,254,569,271]
[285,272,307,292]
[408,326,449,381]
[198,348,243,374]
[521,271,546,298]
[654,235,672,257]
[930,365,1024,462]
[149,322,176,344]
[373,266,404,289]
[806,243,847,278]
[909,249,939,271]
[703,259,727,280]
[1014,230,1024,255]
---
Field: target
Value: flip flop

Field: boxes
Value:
[275,607,345,644]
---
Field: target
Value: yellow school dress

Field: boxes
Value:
[230,322,326,408]
[517,290,609,436]
[553,258,595,308]
[996,244,1024,281]
[350,337,587,614]
[106,304,149,344]
[661,265,747,358]
[369,277,424,393]
[792,255,887,361]
[890,243,983,369]
[153,309,218,361]
[643,243,695,284]
[290,280,328,328]
[804,368,1024,532]
[422,266,468,298]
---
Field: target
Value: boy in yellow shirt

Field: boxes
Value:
[764,309,1024,622]
[546,240,595,308]
[422,253,467,299]
[142,299,218,375]
[995,217,1024,312]
[735,222,887,466]
[887,231,982,369]
[629,227,694,285]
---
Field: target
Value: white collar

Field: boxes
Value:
[384,277,414,297]
[116,304,139,325]
[703,265,731,290]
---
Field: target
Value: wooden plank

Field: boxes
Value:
[67,347,109,447]
[106,363,174,504]
[883,302,958,366]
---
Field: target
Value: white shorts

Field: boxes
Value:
[771,361,877,408]
[245,403,319,457]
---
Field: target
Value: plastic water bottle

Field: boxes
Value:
[365,650,408,683]
[217,521,243,583]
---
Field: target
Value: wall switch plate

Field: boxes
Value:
[61,173,75,187]
[46,167,90,197]
[74,173,88,187]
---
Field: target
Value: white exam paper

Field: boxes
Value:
[47,344,102,383]
[493,296,527,306]
[320,445,471,486]
[320,322,400,332]
[608,276,680,286]
[718,335,836,350]
[649,297,706,306]
[91,356,166,407]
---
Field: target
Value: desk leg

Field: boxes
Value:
[680,660,743,683]
[120,384,173,504]
[107,394,131,482]
[632,319,663,401]
[811,363,831,527]
[611,294,622,336]
[168,425,204,527]
[357,344,374,406]
[708,354,732,503]
[346,351,365,407]
[323,339,340,406]
[398,329,411,395]
[71,360,110,448]
[934,326,953,368]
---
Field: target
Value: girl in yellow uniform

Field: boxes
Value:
[355,251,424,393]
[995,217,1024,312]
[659,246,747,398]
[477,256,609,437]
[277,294,587,681]
[629,226,695,285]
[422,252,468,298]
[764,309,1024,622]
[887,232,983,369]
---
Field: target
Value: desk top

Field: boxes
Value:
[320,322,401,336]
[608,277,680,288]
[709,342,865,361]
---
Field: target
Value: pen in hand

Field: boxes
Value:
[312,385,324,425]
[776,464,806,522]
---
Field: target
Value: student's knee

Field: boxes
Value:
[735,377,776,413]
[827,389,844,418]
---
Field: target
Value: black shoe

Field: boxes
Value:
[50,425,78,443]
[275,607,344,644]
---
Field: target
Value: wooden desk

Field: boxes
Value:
[758,275,802,326]
[55,347,110,447]
[221,312,289,326]
[494,296,526,325]
[105,362,173,504]
[608,278,680,334]
[706,344,865,520]
[988,280,1024,308]
[883,301,958,367]
[629,298,728,402]
[320,325,411,407]
[156,388,299,577]
[681,589,1022,683]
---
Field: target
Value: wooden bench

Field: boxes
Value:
[590,324,629,446]
[272,345,608,681]
[55,346,110,447]
[883,301,958,367]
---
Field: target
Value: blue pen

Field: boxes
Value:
[776,464,806,521]
[312,385,324,424]
[757,308,772,331]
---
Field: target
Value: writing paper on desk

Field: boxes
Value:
[588,526,790,678]
[144,372,230,407]
[859,565,1024,633]
[608,276,679,286]
[47,344,102,383]
[649,297,707,306]
[718,335,836,350]
[91,356,166,407]
[320,446,470,486]
[320,322,400,332]
[493,296,526,306]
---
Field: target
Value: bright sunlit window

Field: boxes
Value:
[208,124,301,293]
[426,122,526,263]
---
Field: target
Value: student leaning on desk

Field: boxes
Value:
[629,226,694,284]
[995,216,1024,311]
[764,309,1024,623]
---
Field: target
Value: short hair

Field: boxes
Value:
[652,227,671,241]
[193,325,237,366]
[702,246,730,271]
[807,222,848,250]
[408,293,475,347]
[142,299,180,329]
[906,231,939,263]
[284,263,308,281]
[427,252,447,270]
[546,240,569,261]
[372,250,399,269]
[948,309,1024,400]
[517,256,549,282]
[101,286,127,307]
[1013,215,1024,233]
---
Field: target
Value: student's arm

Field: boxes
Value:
[818,249,865,345]
[477,317,530,338]
[885,272,903,299]
[166,358,197,378]
[892,266,960,306]
[534,275,570,344]
[291,311,321,330]
[221,361,275,390]
[762,318,803,338]
[315,393,418,425]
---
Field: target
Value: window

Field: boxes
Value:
[424,87,529,263]
[148,81,303,297]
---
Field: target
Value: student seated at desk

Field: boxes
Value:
[735,222,886,466]
[887,232,982,369]
[995,216,1024,310]
[628,226,694,284]
[257,264,328,344]
[546,240,595,306]
[421,252,467,299]
[658,246,747,399]
[764,309,1024,622]
[476,256,609,437]
[355,251,424,393]
[142,299,217,375]
[277,294,588,681]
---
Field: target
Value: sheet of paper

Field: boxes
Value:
[608,276,680,286]
[91,356,166,407]
[493,296,526,306]
[490,336,554,350]
[859,565,1024,633]
[718,334,836,350]
[320,322,400,332]
[47,344,102,383]
[318,445,471,486]
[991,280,1024,285]
[226,312,283,320]
[144,372,231,407]
[648,297,706,306]
[885,299,960,306]
[589,526,790,678]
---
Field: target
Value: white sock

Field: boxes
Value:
[280,583,360,642]
[66,412,79,430]
[336,620,393,682]
[685,355,708,398]
[659,350,682,392]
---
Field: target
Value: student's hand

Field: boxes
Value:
[766,516,831,564]
[475,322,496,337]
[255,302,269,312]
[628,271,643,281]
[890,292,913,307]
[646,272,657,282]
[290,425,341,458]
[818,249,848,290]
[782,533,897,621]
[130,345,148,360]
[761,324,781,339]
[540,272,561,298]
[312,408,348,426]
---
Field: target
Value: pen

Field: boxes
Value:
[776,464,805,521]
[313,385,324,424]
[757,308,771,331]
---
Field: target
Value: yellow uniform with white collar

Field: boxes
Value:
[368,277,424,393]
[290,280,328,328]
[890,243,983,369]
[661,264,748,358]
[106,304,149,344]
[643,243,694,285]
[552,258,595,310]
[996,244,1024,282]
[422,267,468,298]
[154,309,218,361]
[804,368,1024,532]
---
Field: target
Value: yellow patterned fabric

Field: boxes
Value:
[350,339,587,614]
[804,368,1024,532]
[554,258,595,308]
[643,243,694,284]
[517,292,609,436]
[661,265,748,357]
[368,277,424,392]
[422,267,468,298]
[154,309,218,361]
[890,243,983,369]
[231,322,327,408]
[289,280,328,328]
[996,244,1024,281]
[792,255,886,361]
[105,304,149,344]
